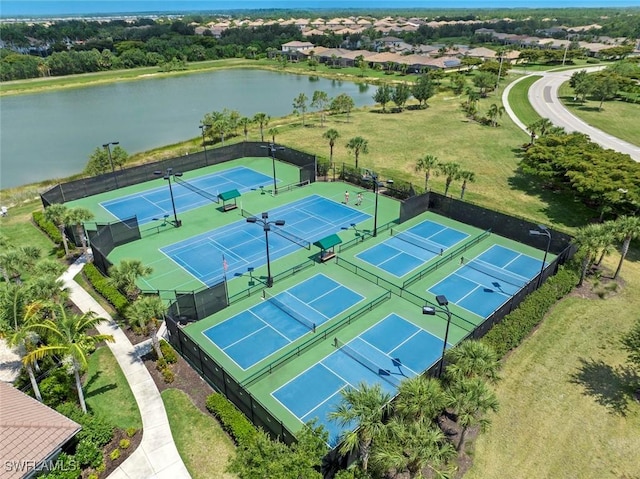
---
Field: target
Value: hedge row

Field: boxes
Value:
[32,211,63,245]
[83,263,129,314]
[483,266,579,357]
[206,393,257,447]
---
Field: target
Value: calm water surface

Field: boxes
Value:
[0,70,373,189]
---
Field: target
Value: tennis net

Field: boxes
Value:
[334,338,400,387]
[263,290,316,333]
[391,229,444,256]
[241,209,311,250]
[174,176,219,203]
[465,259,528,288]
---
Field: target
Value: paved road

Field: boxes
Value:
[526,67,640,162]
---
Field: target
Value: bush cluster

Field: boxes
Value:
[56,402,115,447]
[483,266,578,357]
[206,393,258,446]
[160,339,178,364]
[32,211,63,244]
[83,263,129,314]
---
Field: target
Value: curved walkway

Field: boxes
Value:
[60,257,191,479]
[503,66,640,162]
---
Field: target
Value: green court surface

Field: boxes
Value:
[71,156,553,441]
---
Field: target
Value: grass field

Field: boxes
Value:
[162,389,236,479]
[465,256,640,478]
[558,82,640,147]
[507,75,543,127]
[84,347,142,430]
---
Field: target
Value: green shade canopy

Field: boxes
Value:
[218,189,241,201]
[313,234,342,250]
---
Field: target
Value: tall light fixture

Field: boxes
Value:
[422,294,451,377]
[246,212,285,287]
[529,225,551,288]
[154,167,183,227]
[102,141,119,187]
[199,124,209,165]
[262,143,285,195]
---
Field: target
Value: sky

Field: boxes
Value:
[2,0,639,17]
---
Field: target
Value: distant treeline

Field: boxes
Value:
[1,9,638,81]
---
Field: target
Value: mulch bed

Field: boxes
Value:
[82,427,143,479]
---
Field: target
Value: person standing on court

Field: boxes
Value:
[344,191,349,204]
[356,193,362,206]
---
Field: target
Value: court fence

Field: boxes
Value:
[86,216,141,276]
[40,141,317,207]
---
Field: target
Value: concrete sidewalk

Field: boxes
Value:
[60,257,191,479]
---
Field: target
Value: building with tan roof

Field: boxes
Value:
[0,382,81,479]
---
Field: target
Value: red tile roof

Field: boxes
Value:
[0,382,81,479]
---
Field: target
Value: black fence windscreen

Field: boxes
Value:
[40,142,317,207]
[86,217,141,276]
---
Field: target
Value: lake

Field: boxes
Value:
[0,69,374,189]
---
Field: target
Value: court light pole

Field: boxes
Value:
[102,141,119,187]
[246,212,285,287]
[262,142,285,196]
[199,124,209,165]
[422,294,451,377]
[154,167,183,227]
[529,225,551,288]
[370,174,391,237]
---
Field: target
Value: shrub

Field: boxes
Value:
[160,339,178,364]
[88,474,100,479]
[32,211,63,244]
[38,452,80,479]
[156,357,167,371]
[126,427,138,438]
[75,439,103,468]
[109,448,121,461]
[83,263,129,314]
[39,369,74,408]
[119,438,131,449]
[161,367,175,384]
[206,393,257,447]
[483,266,578,357]
[57,403,115,447]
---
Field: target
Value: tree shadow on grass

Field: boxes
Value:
[570,357,638,416]
[84,370,118,399]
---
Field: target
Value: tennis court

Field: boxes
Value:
[355,220,469,277]
[202,274,364,370]
[429,244,543,318]
[100,166,273,224]
[161,195,370,286]
[272,313,445,445]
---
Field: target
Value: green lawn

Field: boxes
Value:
[0,201,53,256]
[161,389,236,479]
[84,347,142,430]
[508,75,543,127]
[464,257,640,479]
[558,82,640,147]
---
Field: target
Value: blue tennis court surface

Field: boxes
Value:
[162,195,370,286]
[429,244,542,318]
[100,166,273,224]
[273,313,445,446]
[356,220,469,277]
[202,274,364,369]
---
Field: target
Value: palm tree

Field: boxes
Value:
[328,382,391,473]
[44,203,71,256]
[267,127,279,144]
[395,374,449,423]
[415,154,439,191]
[0,246,41,284]
[126,295,166,359]
[447,377,499,452]
[444,340,500,384]
[372,418,456,479]
[486,103,505,127]
[8,302,46,402]
[593,220,617,267]
[253,112,270,142]
[528,118,553,144]
[108,259,153,301]
[65,207,94,255]
[438,162,462,197]
[575,223,606,287]
[238,117,253,141]
[322,128,340,165]
[612,216,640,279]
[459,170,476,200]
[346,136,369,170]
[23,305,114,413]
